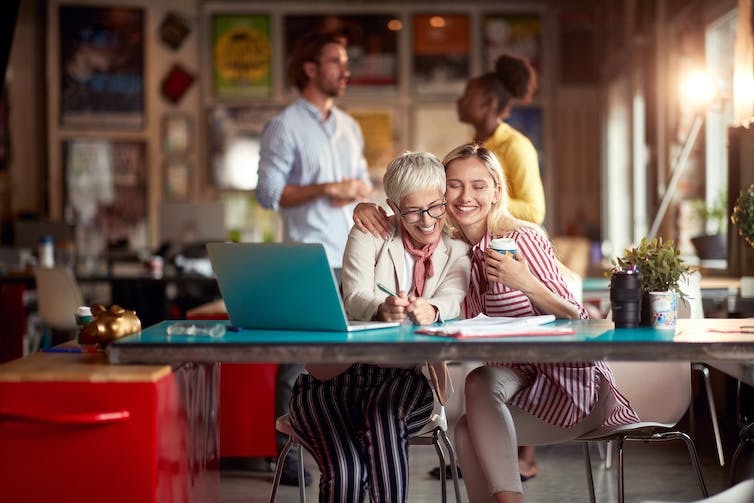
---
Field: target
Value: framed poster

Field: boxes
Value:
[412,104,472,159]
[412,13,470,95]
[64,139,147,252]
[482,13,542,87]
[345,108,397,175]
[211,13,272,99]
[59,6,145,128]
[284,14,399,91]
[207,104,283,190]
[164,161,191,200]
[162,113,192,156]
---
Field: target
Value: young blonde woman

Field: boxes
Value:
[354,143,638,502]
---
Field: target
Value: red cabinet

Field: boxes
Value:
[0,352,219,503]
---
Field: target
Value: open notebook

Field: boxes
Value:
[207,242,399,332]
[416,314,575,338]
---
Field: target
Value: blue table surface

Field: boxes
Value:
[114,318,735,345]
[108,318,754,365]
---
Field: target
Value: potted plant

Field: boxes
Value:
[690,190,728,260]
[611,237,691,325]
[731,183,754,248]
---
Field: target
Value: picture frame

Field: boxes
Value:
[211,13,272,99]
[64,139,147,252]
[412,13,470,95]
[283,14,399,93]
[207,104,283,190]
[344,107,398,175]
[481,13,542,85]
[162,113,192,156]
[58,6,145,129]
[164,160,191,200]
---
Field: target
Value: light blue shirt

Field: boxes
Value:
[257,99,370,267]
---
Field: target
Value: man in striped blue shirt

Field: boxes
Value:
[256,31,373,268]
[256,31,373,487]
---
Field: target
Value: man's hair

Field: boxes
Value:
[383,151,445,206]
[288,31,347,92]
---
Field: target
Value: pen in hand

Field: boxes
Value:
[377,283,397,297]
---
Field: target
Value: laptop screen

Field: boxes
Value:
[207,242,350,331]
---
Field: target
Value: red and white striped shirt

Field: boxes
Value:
[464,228,639,428]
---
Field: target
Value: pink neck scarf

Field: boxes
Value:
[401,227,440,297]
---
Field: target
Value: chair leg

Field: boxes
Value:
[616,436,625,503]
[438,428,463,503]
[695,363,725,466]
[297,443,307,503]
[269,437,294,503]
[675,431,709,497]
[431,429,448,503]
[625,431,709,499]
[582,443,597,503]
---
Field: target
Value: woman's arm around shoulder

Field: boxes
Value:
[425,235,471,321]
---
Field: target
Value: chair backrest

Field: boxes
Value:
[609,361,691,425]
[33,266,84,331]
[678,270,703,319]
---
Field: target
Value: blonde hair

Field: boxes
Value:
[442,143,543,241]
[383,151,445,205]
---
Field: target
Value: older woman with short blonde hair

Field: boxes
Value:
[289,151,470,503]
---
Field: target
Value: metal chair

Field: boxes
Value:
[269,407,462,503]
[580,361,708,503]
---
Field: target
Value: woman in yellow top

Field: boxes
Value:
[456,54,545,225]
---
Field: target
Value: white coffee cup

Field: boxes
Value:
[488,237,518,258]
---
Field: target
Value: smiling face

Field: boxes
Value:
[445,156,500,242]
[388,188,447,247]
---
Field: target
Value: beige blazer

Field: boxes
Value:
[341,219,470,321]
[306,220,471,404]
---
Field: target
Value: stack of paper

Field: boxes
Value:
[416,313,575,338]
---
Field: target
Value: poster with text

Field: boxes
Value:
[212,14,271,99]
[59,6,144,128]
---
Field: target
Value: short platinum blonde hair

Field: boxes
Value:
[383,151,446,205]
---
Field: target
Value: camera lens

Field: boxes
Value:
[610,270,642,328]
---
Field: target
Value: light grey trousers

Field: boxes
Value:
[455,365,611,501]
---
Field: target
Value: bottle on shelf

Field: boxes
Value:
[38,235,55,268]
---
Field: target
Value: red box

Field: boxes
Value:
[0,353,219,503]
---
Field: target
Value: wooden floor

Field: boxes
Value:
[220,439,732,503]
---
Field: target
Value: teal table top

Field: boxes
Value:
[108,318,754,366]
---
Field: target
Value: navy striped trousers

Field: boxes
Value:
[289,363,434,503]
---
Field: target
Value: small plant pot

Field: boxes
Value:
[647,291,678,329]
[690,234,727,260]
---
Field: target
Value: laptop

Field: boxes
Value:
[207,242,399,332]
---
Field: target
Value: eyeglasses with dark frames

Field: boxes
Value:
[400,202,447,224]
